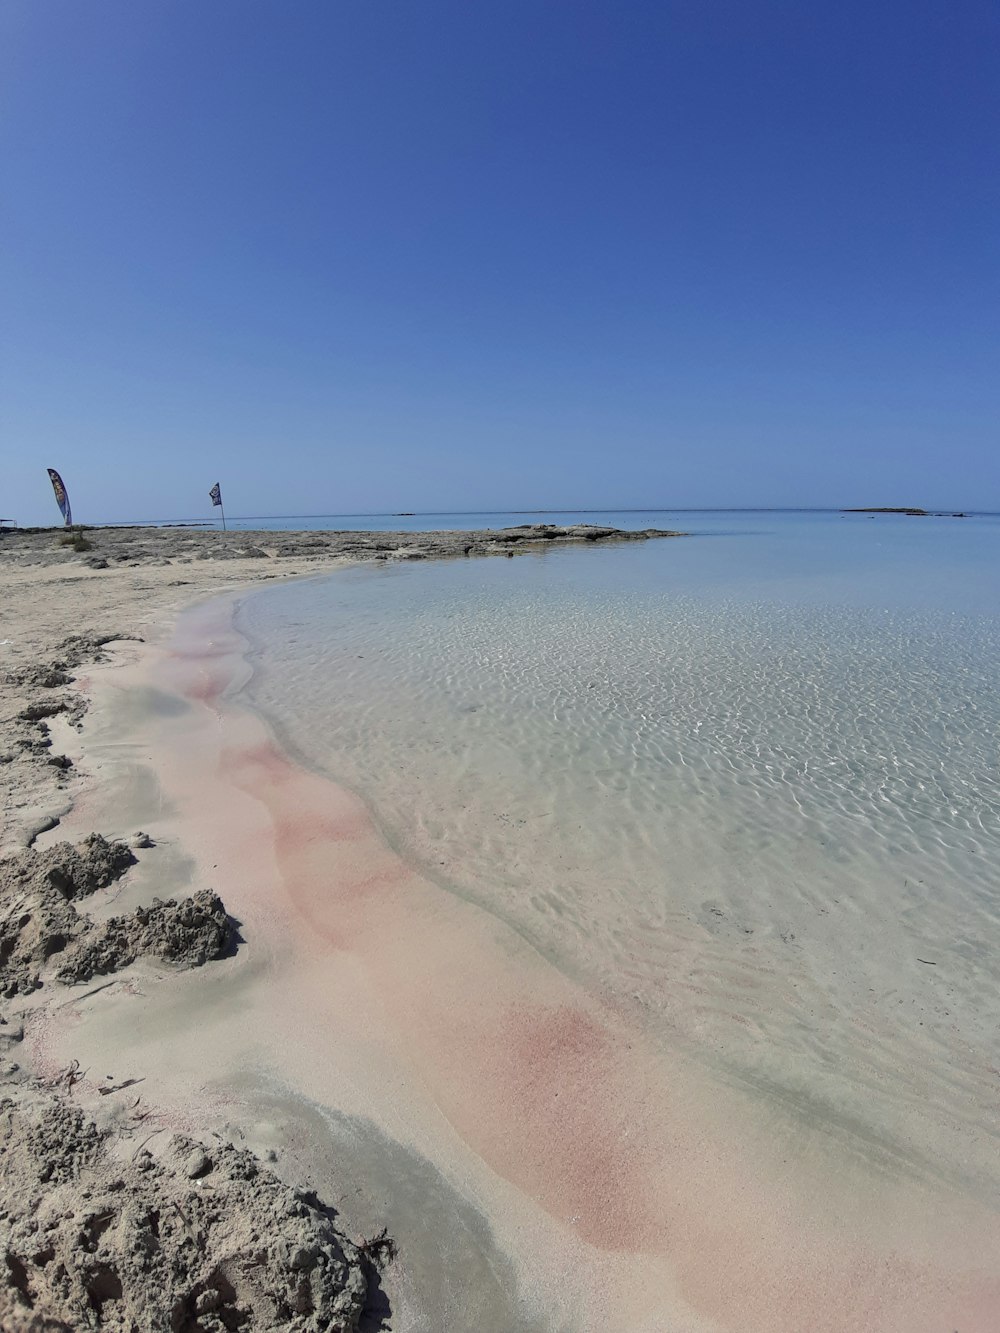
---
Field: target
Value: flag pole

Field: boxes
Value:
[220,502,226,532]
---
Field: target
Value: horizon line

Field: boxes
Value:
[60,505,996,526]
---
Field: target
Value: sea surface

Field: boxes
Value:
[235,511,1000,1194]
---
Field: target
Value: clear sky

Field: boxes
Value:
[2,0,997,524]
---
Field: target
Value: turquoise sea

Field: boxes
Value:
[235,510,1000,1191]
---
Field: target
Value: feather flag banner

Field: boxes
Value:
[47,469,72,527]
[209,482,226,529]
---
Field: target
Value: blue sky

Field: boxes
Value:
[2,0,997,523]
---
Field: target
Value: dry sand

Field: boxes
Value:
[2,522,999,1332]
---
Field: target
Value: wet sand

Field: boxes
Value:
[4,525,1000,1329]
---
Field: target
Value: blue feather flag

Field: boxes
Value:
[47,469,72,526]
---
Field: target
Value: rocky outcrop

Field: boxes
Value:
[0,521,685,572]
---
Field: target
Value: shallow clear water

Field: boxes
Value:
[237,512,1000,1188]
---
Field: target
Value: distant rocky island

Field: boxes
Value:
[843,507,968,518]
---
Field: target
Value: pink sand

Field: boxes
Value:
[39,593,1000,1332]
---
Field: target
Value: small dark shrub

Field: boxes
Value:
[58,529,94,552]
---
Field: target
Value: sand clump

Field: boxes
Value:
[0,835,234,998]
[0,830,374,1331]
[35,833,137,901]
[0,1076,369,1332]
[0,836,374,1331]
[55,889,233,985]
[0,836,136,998]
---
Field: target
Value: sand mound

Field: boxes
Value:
[0,836,136,998]
[37,834,137,901]
[0,1080,368,1332]
[0,838,233,996]
[56,890,232,985]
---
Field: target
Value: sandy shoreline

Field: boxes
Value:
[0,521,678,1331]
[3,524,1000,1330]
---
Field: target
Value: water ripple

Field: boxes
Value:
[238,552,1000,1193]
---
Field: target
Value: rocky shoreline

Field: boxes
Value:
[1,520,684,572]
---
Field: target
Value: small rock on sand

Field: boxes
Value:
[184,1147,212,1179]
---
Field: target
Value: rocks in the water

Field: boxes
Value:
[56,890,232,985]
[842,507,968,519]
[0,1084,370,1332]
